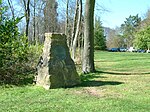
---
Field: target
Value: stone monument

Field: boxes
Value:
[36,33,80,89]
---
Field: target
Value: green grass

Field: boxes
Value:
[0,51,150,112]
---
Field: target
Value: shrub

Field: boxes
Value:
[0,4,43,84]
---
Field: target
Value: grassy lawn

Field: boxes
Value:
[0,51,150,112]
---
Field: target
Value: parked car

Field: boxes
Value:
[108,48,119,52]
[128,47,137,52]
[137,49,146,53]
[147,50,150,53]
[119,48,127,52]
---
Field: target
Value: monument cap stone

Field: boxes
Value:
[36,33,80,89]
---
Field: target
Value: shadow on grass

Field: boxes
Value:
[80,80,123,87]
[79,71,123,87]
[80,72,107,81]
[96,70,150,75]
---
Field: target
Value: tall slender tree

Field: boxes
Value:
[65,0,69,45]
[7,0,15,19]
[44,0,58,33]
[82,0,95,73]
[72,0,82,60]
[22,0,30,37]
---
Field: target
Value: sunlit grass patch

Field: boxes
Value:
[0,51,150,112]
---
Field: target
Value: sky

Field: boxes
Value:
[96,0,150,29]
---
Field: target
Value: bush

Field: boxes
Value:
[0,5,43,84]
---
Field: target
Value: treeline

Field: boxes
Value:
[106,12,150,50]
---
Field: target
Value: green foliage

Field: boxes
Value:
[134,26,150,49]
[121,14,141,47]
[0,4,25,67]
[94,17,106,50]
[0,4,43,85]
[132,9,150,50]
[0,17,28,83]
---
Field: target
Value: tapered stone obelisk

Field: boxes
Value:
[36,33,80,89]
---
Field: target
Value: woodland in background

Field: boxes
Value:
[0,0,150,84]
[0,0,97,84]
[106,13,150,50]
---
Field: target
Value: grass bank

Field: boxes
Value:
[0,51,150,112]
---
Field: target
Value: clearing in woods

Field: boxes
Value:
[0,51,150,112]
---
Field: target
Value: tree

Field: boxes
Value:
[134,26,150,50]
[0,1,30,83]
[94,17,106,50]
[22,0,30,37]
[44,0,58,33]
[28,0,46,44]
[82,0,95,73]
[65,0,69,45]
[7,0,15,19]
[133,9,150,50]
[33,0,36,44]
[106,27,125,48]
[121,14,141,48]
[140,9,150,28]
[72,0,82,60]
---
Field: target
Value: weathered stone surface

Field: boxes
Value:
[36,33,80,89]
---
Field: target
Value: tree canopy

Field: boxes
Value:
[134,26,150,49]
[120,14,141,47]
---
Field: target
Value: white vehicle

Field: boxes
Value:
[147,49,150,53]
[128,47,137,52]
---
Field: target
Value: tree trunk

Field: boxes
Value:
[44,0,58,33]
[82,0,95,73]
[72,0,82,60]
[7,0,15,19]
[22,0,30,38]
[33,0,36,44]
[26,0,30,38]
[71,0,78,50]
[65,0,69,46]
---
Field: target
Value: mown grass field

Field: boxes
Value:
[0,51,150,112]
